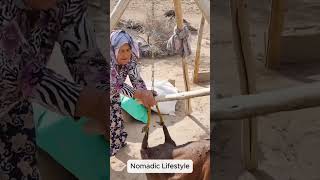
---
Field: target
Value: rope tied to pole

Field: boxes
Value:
[166,25,192,57]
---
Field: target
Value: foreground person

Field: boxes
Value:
[0,0,109,179]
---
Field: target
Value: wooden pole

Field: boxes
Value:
[110,0,131,30]
[230,0,258,170]
[193,15,206,83]
[193,0,210,23]
[172,0,192,114]
[156,88,210,102]
[213,82,320,121]
[265,0,285,69]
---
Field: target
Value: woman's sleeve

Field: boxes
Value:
[24,64,82,117]
[56,0,109,92]
[110,61,146,99]
[110,69,135,98]
[120,83,135,98]
[29,0,109,117]
[128,60,147,91]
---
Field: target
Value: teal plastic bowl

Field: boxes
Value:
[120,94,147,124]
[34,104,109,180]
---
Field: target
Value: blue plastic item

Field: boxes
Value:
[120,94,147,124]
[33,104,109,180]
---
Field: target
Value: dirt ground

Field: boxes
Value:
[214,0,320,179]
[110,0,210,180]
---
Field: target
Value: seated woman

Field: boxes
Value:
[110,30,156,156]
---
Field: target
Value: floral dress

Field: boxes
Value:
[0,0,108,179]
[110,55,147,156]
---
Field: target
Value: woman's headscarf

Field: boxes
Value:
[110,30,140,65]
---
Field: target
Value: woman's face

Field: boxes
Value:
[116,43,132,65]
[26,0,58,10]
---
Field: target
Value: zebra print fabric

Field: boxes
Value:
[31,68,82,116]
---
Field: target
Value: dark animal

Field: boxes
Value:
[140,125,210,180]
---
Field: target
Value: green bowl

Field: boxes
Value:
[34,104,109,180]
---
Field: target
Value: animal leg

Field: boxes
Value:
[162,125,176,146]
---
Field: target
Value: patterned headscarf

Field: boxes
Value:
[110,30,140,65]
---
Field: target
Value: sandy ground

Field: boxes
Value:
[214,0,320,179]
[110,0,210,180]
[38,1,210,179]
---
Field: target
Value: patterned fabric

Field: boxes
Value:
[0,0,109,179]
[110,30,147,156]
[166,25,192,57]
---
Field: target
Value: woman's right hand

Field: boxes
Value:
[134,89,157,108]
[74,86,109,139]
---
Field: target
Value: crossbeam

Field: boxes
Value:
[156,88,210,102]
[212,82,320,121]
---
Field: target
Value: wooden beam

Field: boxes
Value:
[193,0,210,23]
[230,0,258,170]
[193,15,206,83]
[265,0,285,69]
[172,0,192,114]
[213,82,320,121]
[110,0,131,30]
[156,88,210,102]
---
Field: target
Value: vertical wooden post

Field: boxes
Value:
[265,0,285,69]
[172,0,192,114]
[230,0,258,170]
[110,0,131,30]
[193,16,206,83]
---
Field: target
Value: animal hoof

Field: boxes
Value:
[156,121,164,126]
[142,125,149,133]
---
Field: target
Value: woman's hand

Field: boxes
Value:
[134,89,157,108]
[74,86,109,140]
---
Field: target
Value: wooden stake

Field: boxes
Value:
[110,0,131,30]
[265,0,285,69]
[172,0,192,114]
[193,15,206,83]
[230,0,258,170]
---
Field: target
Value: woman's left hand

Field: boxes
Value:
[134,89,157,108]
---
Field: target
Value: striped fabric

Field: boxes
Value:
[31,68,82,116]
